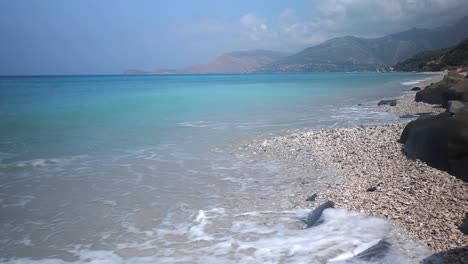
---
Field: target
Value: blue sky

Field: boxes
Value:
[1,0,468,75]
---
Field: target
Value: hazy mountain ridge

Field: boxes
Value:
[124,15,468,74]
[182,50,289,74]
[124,50,289,75]
[258,15,468,73]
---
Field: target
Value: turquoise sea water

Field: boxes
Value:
[0,73,436,263]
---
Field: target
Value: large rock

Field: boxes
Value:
[377,99,397,106]
[447,100,468,115]
[460,213,468,235]
[399,112,468,181]
[415,77,468,107]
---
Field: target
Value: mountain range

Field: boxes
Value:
[259,15,468,72]
[124,15,468,74]
[124,50,289,75]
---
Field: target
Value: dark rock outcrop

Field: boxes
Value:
[447,100,468,115]
[377,99,397,106]
[415,77,468,107]
[400,114,417,119]
[416,112,434,120]
[460,213,468,235]
[411,87,421,91]
[399,112,468,181]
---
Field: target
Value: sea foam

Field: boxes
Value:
[1,208,436,264]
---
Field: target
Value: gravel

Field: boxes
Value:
[239,74,468,263]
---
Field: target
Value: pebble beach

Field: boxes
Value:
[240,74,468,263]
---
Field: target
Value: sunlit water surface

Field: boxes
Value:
[0,74,437,263]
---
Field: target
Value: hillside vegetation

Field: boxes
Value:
[394,37,468,71]
[258,15,468,72]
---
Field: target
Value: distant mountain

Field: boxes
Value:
[123,50,289,75]
[182,50,289,74]
[394,37,468,71]
[259,15,468,73]
[123,69,151,75]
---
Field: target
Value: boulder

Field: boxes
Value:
[377,99,397,106]
[305,201,335,228]
[411,87,421,91]
[460,213,468,235]
[447,100,468,115]
[415,77,468,107]
[400,114,417,119]
[416,113,434,120]
[355,240,391,261]
[399,112,468,181]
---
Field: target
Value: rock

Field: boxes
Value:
[400,112,468,181]
[378,100,397,106]
[306,193,318,202]
[415,77,468,107]
[355,240,391,261]
[447,100,468,115]
[305,201,335,228]
[460,213,468,235]
[416,113,433,120]
[400,114,417,119]
[367,187,377,192]
[411,87,421,91]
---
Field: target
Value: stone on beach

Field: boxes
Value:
[460,213,468,235]
[447,100,468,115]
[415,76,468,107]
[306,193,317,202]
[305,201,335,228]
[377,99,397,106]
[355,240,391,261]
[400,114,417,119]
[240,74,467,263]
[400,112,468,182]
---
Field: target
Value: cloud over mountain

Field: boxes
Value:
[177,0,468,53]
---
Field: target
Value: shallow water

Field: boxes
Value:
[0,73,436,263]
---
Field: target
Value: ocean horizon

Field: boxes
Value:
[0,73,437,263]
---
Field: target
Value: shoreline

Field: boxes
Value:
[241,73,468,262]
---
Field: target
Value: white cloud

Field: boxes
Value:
[309,0,468,33]
[175,0,468,54]
[240,13,274,42]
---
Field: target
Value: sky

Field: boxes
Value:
[1,0,468,75]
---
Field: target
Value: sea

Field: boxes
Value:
[0,73,439,263]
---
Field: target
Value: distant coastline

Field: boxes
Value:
[124,15,468,76]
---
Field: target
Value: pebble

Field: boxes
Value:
[240,74,467,263]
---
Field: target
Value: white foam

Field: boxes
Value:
[400,79,427,86]
[1,208,437,264]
